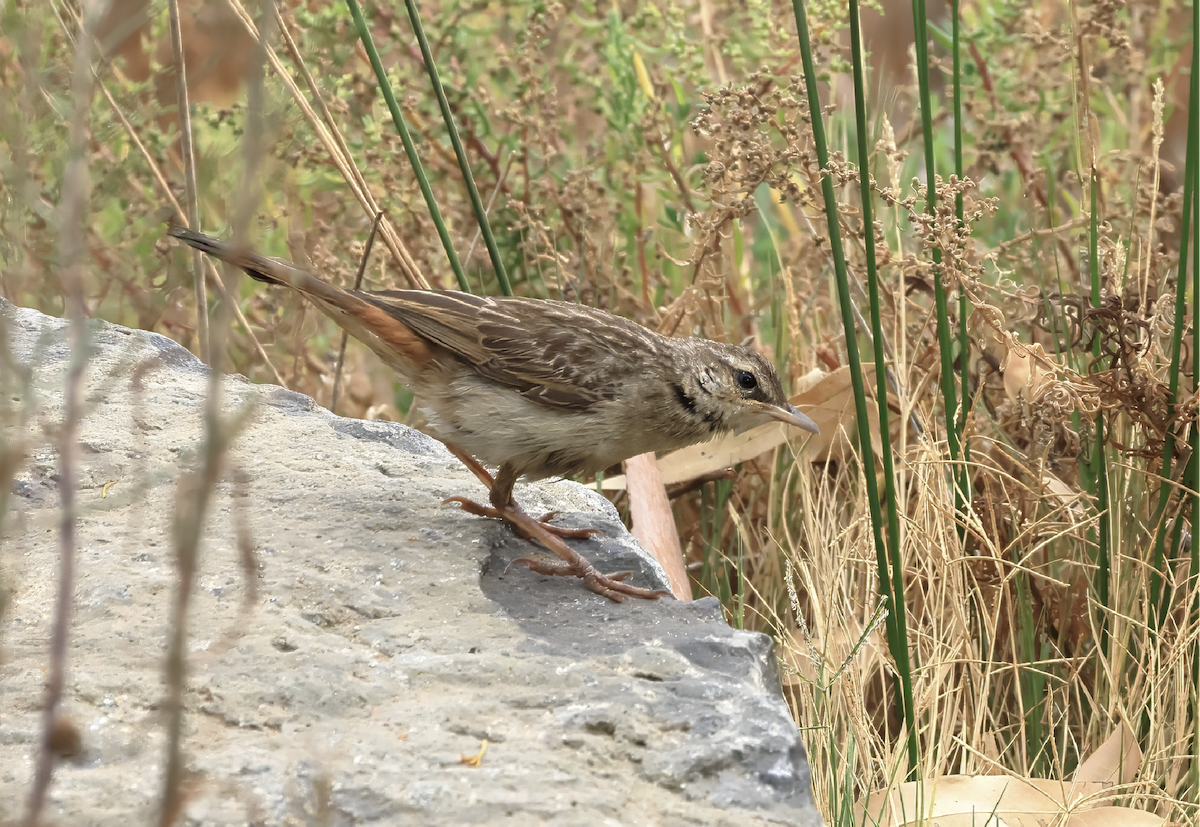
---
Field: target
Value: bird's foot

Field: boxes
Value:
[510,554,669,602]
[443,496,601,539]
[443,496,670,602]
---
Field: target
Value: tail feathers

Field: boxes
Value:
[166,225,432,370]
[167,227,288,286]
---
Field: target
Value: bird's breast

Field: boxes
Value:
[415,373,720,481]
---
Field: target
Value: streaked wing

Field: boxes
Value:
[364,289,494,362]
[361,290,661,412]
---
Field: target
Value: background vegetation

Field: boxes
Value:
[1,0,1196,823]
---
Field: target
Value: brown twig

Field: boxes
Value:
[648,133,697,215]
[635,185,651,307]
[50,3,287,387]
[168,0,208,364]
[463,151,515,268]
[226,0,429,290]
[24,7,95,824]
[160,7,273,822]
[331,210,385,414]
[157,394,255,827]
[666,468,739,499]
[967,40,1079,284]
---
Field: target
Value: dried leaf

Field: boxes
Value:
[1068,807,1170,827]
[789,365,882,461]
[859,774,1165,827]
[1073,722,1141,785]
[1002,341,1059,402]
[1003,347,1034,401]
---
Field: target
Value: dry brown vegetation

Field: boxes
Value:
[1,0,1197,824]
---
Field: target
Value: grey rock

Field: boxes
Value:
[0,297,822,826]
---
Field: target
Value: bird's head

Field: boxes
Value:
[672,341,819,437]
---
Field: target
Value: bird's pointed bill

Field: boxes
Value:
[767,403,820,434]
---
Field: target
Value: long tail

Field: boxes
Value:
[166,226,432,372]
[167,227,294,286]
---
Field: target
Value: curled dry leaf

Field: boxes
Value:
[858,724,1160,827]
[1003,341,1057,402]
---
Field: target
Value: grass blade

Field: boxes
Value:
[793,0,919,772]
[398,0,513,296]
[344,0,470,292]
[912,0,968,533]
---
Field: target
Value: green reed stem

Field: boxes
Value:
[399,0,512,296]
[951,0,970,451]
[847,0,916,767]
[912,0,967,535]
[1087,167,1111,659]
[344,0,469,292]
[1149,10,1198,637]
[794,0,919,772]
[1187,2,1200,792]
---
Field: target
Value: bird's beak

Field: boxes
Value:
[767,403,820,435]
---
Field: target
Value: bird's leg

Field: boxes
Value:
[501,509,672,602]
[441,448,598,540]
[441,449,669,602]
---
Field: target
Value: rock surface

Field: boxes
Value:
[0,297,822,826]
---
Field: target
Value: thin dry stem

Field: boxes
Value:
[49,1,287,387]
[23,7,94,824]
[168,0,208,364]
[225,0,430,290]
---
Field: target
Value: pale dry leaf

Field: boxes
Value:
[779,617,886,687]
[1003,345,1052,402]
[601,422,793,490]
[1067,807,1170,827]
[1002,341,1061,403]
[790,365,883,461]
[1003,347,1034,401]
[1041,471,1088,521]
[1072,721,1141,785]
[858,774,1162,827]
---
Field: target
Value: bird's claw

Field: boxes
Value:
[536,512,604,539]
[445,497,670,602]
[510,556,670,602]
[443,497,600,539]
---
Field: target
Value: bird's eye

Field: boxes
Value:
[736,370,758,391]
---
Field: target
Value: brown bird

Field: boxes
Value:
[169,227,819,601]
